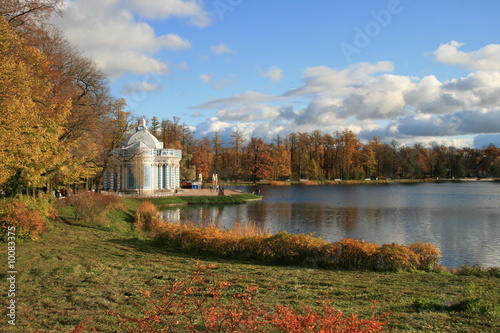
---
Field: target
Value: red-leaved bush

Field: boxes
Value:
[0,194,56,239]
[64,192,120,226]
[89,265,389,333]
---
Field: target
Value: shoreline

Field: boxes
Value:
[219,178,498,186]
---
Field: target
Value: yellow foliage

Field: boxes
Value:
[0,18,70,188]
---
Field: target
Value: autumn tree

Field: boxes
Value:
[1,0,62,39]
[245,137,273,183]
[91,101,131,192]
[0,18,70,195]
[337,129,361,179]
[192,137,213,181]
[149,116,160,138]
[270,144,291,180]
[362,139,378,179]
[228,130,245,181]
[212,130,223,176]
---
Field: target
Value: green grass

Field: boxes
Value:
[150,193,262,206]
[1,199,499,332]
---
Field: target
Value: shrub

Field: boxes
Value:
[376,243,419,271]
[321,238,380,270]
[102,265,389,333]
[153,221,442,272]
[270,180,291,186]
[134,200,160,233]
[64,192,120,226]
[264,231,328,265]
[0,194,56,239]
[407,242,441,270]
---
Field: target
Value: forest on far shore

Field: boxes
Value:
[144,116,500,184]
[1,1,499,198]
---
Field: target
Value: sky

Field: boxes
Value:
[52,0,500,148]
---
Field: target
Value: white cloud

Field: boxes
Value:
[210,42,235,55]
[52,0,195,78]
[217,105,281,122]
[127,0,211,27]
[284,61,394,97]
[262,67,283,82]
[194,55,500,147]
[432,41,500,71]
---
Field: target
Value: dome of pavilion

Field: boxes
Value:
[122,118,163,149]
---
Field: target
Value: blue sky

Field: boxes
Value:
[53,0,500,148]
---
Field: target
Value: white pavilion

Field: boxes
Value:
[103,118,182,195]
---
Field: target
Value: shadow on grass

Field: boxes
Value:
[106,237,285,270]
[107,237,173,255]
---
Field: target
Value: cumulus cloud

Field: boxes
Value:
[52,0,197,78]
[217,105,281,122]
[262,67,283,82]
[432,41,500,71]
[195,52,500,148]
[128,0,211,27]
[210,42,235,55]
[284,61,394,97]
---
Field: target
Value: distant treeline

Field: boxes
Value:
[147,117,500,183]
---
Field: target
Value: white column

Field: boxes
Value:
[158,163,163,189]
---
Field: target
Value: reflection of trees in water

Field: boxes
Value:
[338,207,359,232]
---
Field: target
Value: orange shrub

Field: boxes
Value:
[376,243,419,271]
[270,181,291,186]
[153,223,441,272]
[264,231,328,264]
[301,180,321,186]
[134,200,160,232]
[101,265,389,333]
[322,238,380,269]
[0,194,56,239]
[0,200,45,239]
[407,242,441,270]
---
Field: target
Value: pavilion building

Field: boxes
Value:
[103,118,182,195]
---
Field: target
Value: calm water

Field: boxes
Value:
[161,182,500,268]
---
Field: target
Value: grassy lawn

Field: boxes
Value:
[1,197,499,332]
[150,193,262,206]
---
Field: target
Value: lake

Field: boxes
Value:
[160,182,500,268]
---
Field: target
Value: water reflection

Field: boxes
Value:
[160,182,500,268]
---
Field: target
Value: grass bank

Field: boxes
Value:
[150,193,262,207]
[1,197,499,332]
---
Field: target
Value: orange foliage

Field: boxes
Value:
[377,243,419,271]
[101,265,389,333]
[408,242,441,269]
[0,194,56,239]
[153,223,441,272]
[322,238,380,269]
[134,200,160,232]
[0,201,45,238]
